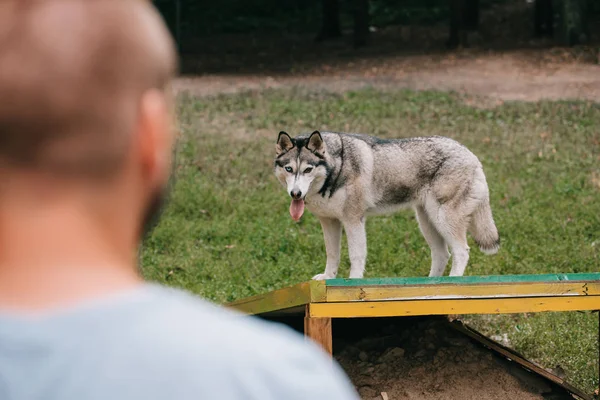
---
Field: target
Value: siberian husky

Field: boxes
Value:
[274,131,500,280]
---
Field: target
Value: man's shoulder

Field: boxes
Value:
[116,285,358,400]
[132,284,294,346]
[132,284,315,363]
[131,285,293,349]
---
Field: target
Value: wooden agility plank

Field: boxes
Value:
[227,280,325,315]
[325,272,600,287]
[226,273,600,316]
[326,281,600,302]
[308,296,600,318]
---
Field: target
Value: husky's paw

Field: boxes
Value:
[312,273,335,281]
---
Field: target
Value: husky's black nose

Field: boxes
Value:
[290,190,302,200]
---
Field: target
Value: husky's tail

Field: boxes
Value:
[469,200,500,255]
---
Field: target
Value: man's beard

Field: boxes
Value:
[141,183,170,241]
[136,179,172,272]
[141,169,176,242]
[141,147,177,241]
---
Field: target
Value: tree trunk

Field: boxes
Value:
[558,0,589,46]
[534,0,554,38]
[316,0,342,42]
[448,0,461,48]
[353,0,369,48]
[448,0,479,48]
[464,0,479,30]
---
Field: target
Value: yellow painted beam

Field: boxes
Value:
[326,282,600,302]
[227,281,326,315]
[309,296,600,318]
[309,280,327,303]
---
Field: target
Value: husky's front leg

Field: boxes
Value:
[312,217,342,280]
[344,218,367,279]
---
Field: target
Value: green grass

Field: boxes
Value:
[140,88,600,392]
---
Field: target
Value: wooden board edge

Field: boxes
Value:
[226,281,312,315]
[254,305,306,318]
[309,296,600,318]
[326,282,600,302]
[325,273,600,287]
[309,280,327,303]
[449,320,593,400]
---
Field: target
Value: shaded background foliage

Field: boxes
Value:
[154,0,599,44]
[152,0,600,76]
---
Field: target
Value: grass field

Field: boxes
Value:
[140,88,600,391]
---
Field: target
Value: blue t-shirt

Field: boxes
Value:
[0,284,358,400]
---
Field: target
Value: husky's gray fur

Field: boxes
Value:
[274,131,500,280]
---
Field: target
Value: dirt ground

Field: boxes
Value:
[332,317,574,400]
[174,48,600,103]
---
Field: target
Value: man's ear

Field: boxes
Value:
[306,130,325,153]
[276,131,294,154]
[137,89,172,187]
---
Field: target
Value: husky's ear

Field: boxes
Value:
[276,131,294,154]
[307,131,325,153]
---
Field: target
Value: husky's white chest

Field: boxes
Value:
[305,190,347,219]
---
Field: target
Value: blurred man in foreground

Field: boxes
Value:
[0,1,358,399]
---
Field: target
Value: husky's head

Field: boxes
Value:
[274,130,329,221]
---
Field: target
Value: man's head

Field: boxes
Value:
[0,0,178,243]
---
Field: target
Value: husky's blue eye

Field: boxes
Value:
[285,166,293,173]
[304,167,313,174]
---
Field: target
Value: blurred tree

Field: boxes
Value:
[557,0,589,45]
[315,0,370,48]
[448,0,480,48]
[534,0,554,37]
[353,0,370,47]
[316,0,342,41]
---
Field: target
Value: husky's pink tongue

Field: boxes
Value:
[290,199,305,221]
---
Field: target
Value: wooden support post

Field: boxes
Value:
[304,305,333,356]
